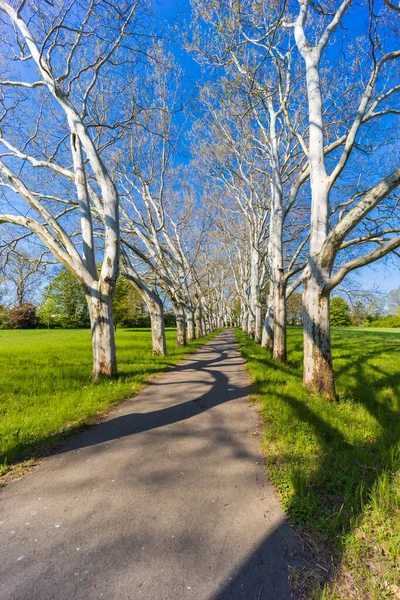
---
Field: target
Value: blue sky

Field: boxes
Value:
[150,0,400,296]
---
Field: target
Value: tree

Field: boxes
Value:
[37,298,58,329]
[351,301,368,326]
[191,0,400,394]
[330,297,352,327]
[113,278,150,329]
[387,288,400,315]
[0,249,47,306]
[8,302,37,329]
[38,270,89,329]
[190,2,310,359]
[119,46,212,350]
[288,0,400,397]
[0,0,148,379]
[286,292,303,325]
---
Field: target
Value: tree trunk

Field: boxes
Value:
[195,306,203,338]
[261,293,274,349]
[187,309,195,341]
[297,48,333,397]
[148,296,167,356]
[202,317,208,335]
[255,307,262,343]
[242,306,250,336]
[273,274,286,363]
[86,293,117,380]
[122,263,167,357]
[175,304,186,346]
[302,268,335,399]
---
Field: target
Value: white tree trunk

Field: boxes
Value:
[273,274,286,363]
[195,305,203,338]
[148,297,167,356]
[187,309,195,341]
[302,266,335,398]
[86,293,117,380]
[175,304,186,346]
[261,294,274,349]
[249,247,260,340]
[270,108,285,360]
[202,317,208,335]
[297,42,333,396]
[242,305,250,336]
[254,303,262,343]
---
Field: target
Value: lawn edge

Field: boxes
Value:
[0,329,222,486]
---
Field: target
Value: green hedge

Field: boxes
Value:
[367,315,400,328]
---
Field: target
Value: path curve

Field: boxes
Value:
[0,330,305,600]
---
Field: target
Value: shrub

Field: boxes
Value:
[8,302,37,329]
[367,315,400,328]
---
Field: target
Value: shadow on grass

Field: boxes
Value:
[1,330,308,599]
[236,327,400,596]
[0,332,220,474]
[2,327,398,597]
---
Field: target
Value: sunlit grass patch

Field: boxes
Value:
[0,328,216,475]
[236,326,400,599]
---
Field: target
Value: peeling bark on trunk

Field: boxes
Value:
[86,293,117,380]
[266,102,284,352]
[175,304,186,346]
[273,274,286,363]
[202,317,208,335]
[195,306,203,338]
[254,303,262,343]
[295,36,335,397]
[187,309,195,341]
[242,306,250,336]
[261,295,274,349]
[148,297,167,356]
[302,268,335,398]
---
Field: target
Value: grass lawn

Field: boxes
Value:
[236,327,400,600]
[0,328,216,476]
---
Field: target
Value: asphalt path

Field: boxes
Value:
[0,330,305,600]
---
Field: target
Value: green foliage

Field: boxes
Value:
[0,305,9,330]
[39,270,89,329]
[113,278,150,328]
[330,296,352,327]
[286,291,302,324]
[37,298,58,329]
[38,271,153,329]
[367,315,400,328]
[387,287,400,316]
[0,328,218,473]
[163,311,176,327]
[350,301,367,326]
[236,327,400,598]
[8,302,37,329]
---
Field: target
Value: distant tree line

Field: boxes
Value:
[330,292,400,328]
[0,269,176,330]
[279,290,400,329]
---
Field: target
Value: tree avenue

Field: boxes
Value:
[0,0,399,398]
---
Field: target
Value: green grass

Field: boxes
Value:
[236,327,400,599]
[0,328,216,474]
